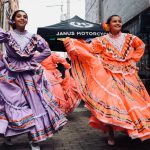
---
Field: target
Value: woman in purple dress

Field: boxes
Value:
[0,10,67,150]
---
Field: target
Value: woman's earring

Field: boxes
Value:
[8,20,14,25]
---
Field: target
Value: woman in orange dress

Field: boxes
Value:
[64,15,150,145]
[41,52,80,115]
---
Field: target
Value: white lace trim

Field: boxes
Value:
[105,33,126,52]
[90,70,122,102]
[33,112,47,119]
[89,117,133,130]
[129,103,150,112]
[130,131,150,140]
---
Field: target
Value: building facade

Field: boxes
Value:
[0,0,19,29]
[0,0,19,50]
[85,0,150,93]
[85,0,102,23]
[102,0,150,23]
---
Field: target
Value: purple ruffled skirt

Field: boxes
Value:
[0,59,67,142]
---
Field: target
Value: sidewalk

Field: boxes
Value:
[0,106,150,150]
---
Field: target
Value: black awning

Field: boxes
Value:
[37,15,105,51]
[37,15,105,38]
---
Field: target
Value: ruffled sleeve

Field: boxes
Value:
[51,53,70,69]
[89,37,105,54]
[131,36,145,62]
[0,27,9,43]
[33,35,51,63]
[64,37,93,59]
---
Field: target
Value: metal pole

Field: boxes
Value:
[67,0,70,19]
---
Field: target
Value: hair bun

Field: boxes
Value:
[102,23,110,32]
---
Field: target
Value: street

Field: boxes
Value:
[0,106,150,150]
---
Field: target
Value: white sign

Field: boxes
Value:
[69,21,94,28]
[56,31,105,36]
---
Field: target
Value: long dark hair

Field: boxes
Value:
[10,10,28,29]
[106,15,121,24]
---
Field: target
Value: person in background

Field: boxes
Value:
[0,10,67,150]
[41,52,81,115]
[64,15,150,146]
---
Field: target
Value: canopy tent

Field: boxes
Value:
[37,16,105,52]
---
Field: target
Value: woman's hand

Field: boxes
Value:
[0,52,3,60]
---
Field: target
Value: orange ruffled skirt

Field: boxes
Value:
[42,65,80,115]
[64,38,150,141]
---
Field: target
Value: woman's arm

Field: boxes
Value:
[131,36,145,62]
[52,53,70,69]
[33,35,51,63]
[0,27,8,43]
[89,37,105,54]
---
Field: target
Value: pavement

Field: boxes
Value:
[0,105,150,150]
